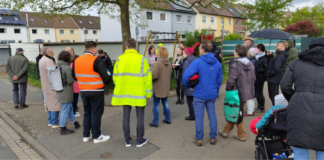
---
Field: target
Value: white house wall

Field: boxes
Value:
[0,26,28,43]
[79,29,102,42]
[10,43,41,62]
[27,27,56,43]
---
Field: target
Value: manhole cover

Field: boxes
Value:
[101,152,113,159]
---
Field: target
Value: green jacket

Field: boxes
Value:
[286,40,298,69]
[6,53,29,83]
[56,60,74,103]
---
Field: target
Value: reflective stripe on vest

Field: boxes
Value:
[75,74,100,78]
[113,94,146,99]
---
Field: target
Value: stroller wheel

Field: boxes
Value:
[255,147,260,160]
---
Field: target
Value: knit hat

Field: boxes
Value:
[248,47,259,57]
[275,94,288,107]
[309,37,324,49]
[250,117,262,134]
[184,47,194,56]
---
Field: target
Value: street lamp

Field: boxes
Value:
[83,28,87,42]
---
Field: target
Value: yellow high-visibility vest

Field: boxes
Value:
[111,49,152,107]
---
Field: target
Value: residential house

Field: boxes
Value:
[185,0,235,37]
[20,12,56,43]
[71,15,101,42]
[52,16,80,42]
[226,5,247,37]
[0,9,28,44]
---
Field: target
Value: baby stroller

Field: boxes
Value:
[254,107,294,160]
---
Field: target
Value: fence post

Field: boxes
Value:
[9,45,11,57]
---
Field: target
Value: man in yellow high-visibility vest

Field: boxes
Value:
[112,38,152,148]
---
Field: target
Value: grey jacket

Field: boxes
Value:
[6,53,29,83]
[182,55,197,96]
[56,60,74,103]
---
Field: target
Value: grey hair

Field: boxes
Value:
[42,47,52,56]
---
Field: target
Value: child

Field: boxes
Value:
[70,55,81,117]
[56,51,80,135]
[250,94,288,134]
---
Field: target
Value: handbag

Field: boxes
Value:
[224,62,243,124]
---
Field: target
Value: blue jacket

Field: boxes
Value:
[256,105,286,129]
[182,55,198,96]
[182,53,222,100]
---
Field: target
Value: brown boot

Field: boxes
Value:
[210,139,217,145]
[234,134,246,142]
[192,138,203,147]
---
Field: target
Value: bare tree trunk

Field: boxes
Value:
[119,0,131,52]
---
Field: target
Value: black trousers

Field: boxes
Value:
[72,93,79,114]
[268,82,279,106]
[175,78,184,100]
[186,96,195,118]
[256,76,266,110]
[81,94,104,139]
[123,106,145,143]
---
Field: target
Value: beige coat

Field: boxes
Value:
[39,56,61,112]
[152,58,172,98]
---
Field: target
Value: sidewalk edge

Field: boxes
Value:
[0,109,58,160]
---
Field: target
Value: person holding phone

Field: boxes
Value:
[147,45,157,68]
[173,47,184,105]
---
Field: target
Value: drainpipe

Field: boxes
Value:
[26,13,30,43]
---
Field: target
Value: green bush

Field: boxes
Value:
[224,33,243,41]
[28,62,41,88]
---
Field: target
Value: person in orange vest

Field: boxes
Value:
[72,41,111,144]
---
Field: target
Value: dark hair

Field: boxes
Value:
[180,43,186,49]
[148,45,155,56]
[257,44,266,52]
[58,51,71,62]
[126,38,136,49]
[71,48,75,55]
[85,41,97,50]
[235,44,247,57]
[72,55,79,63]
[200,40,213,53]
[98,49,104,54]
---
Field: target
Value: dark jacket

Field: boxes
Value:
[56,60,74,103]
[249,57,258,97]
[256,53,269,77]
[280,47,324,151]
[173,54,184,79]
[286,40,298,69]
[266,50,288,84]
[182,55,197,96]
[226,57,255,102]
[152,57,172,98]
[183,53,222,100]
[36,53,43,79]
[211,41,222,63]
[6,53,29,83]
[97,52,113,73]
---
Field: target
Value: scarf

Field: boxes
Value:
[255,52,265,60]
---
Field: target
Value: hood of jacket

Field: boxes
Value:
[286,40,295,50]
[157,57,170,66]
[235,57,253,71]
[57,60,70,67]
[200,53,217,65]
[298,47,324,66]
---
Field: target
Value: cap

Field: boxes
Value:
[16,48,24,52]
[274,94,288,107]
[248,47,259,57]
[243,37,254,41]
[309,37,324,49]
[184,47,194,56]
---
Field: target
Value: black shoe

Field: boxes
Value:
[185,116,195,121]
[60,127,75,135]
[149,122,158,127]
[180,99,184,105]
[22,104,29,108]
[74,121,80,129]
[255,108,265,113]
[175,98,180,104]
[14,106,19,109]
[162,119,171,124]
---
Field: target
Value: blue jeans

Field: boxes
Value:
[60,103,76,127]
[48,111,59,125]
[193,97,217,140]
[12,83,27,107]
[293,147,324,160]
[42,92,44,105]
[152,95,171,125]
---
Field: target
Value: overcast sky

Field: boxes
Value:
[289,0,322,11]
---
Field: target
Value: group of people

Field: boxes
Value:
[5,35,324,159]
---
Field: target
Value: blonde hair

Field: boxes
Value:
[158,47,169,58]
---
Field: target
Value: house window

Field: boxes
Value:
[32,29,37,34]
[73,40,75,42]
[84,30,88,34]
[44,29,49,34]
[70,30,74,34]
[93,30,97,34]
[31,18,34,22]
[187,16,192,23]
[61,40,70,42]
[241,21,244,26]
[146,12,153,20]
[48,40,50,42]
[202,16,206,23]
[211,17,215,24]
[176,15,181,23]
[60,29,64,34]
[213,4,221,8]
[18,40,22,43]
[95,39,98,42]
[236,20,239,26]
[221,18,224,25]
[44,19,48,23]
[160,13,166,21]
[14,17,18,21]
[89,21,92,24]
[227,18,231,25]
[0,17,2,20]
[14,29,20,34]
[79,20,82,24]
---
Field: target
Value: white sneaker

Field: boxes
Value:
[52,124,60,128]
[48,124,52,127]
[75,112,81,117]
[94,134,111,144]
[83,134,92,142]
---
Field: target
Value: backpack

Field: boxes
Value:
[46,66,64,91]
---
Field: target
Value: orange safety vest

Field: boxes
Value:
[74,53,104,90]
